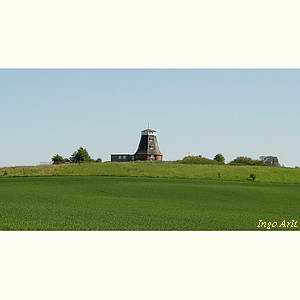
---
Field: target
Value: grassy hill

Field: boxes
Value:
[1,162,300,184]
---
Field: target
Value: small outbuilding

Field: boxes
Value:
[111,154,134,162]
[259,156,280,166]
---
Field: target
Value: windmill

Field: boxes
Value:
[134,128,163,161]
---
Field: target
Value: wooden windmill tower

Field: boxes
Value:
[134,128,163,161]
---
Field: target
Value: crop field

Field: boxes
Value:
[0,175,299,230]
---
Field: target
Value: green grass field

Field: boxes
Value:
[1,162,300,183]
[0,174,299,230]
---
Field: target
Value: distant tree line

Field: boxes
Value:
[52,147,102,165]
[178,154,224,165]
[178,154,280,167]
[51,148,280,168]
[228,156,264,166]
[229,156,280,166]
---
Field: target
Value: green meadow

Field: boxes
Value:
[0,162,299,230]
[1,162,300,183]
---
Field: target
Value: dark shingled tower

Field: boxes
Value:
[134,129,163,161]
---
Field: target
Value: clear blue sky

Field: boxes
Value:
[0,69,299,167]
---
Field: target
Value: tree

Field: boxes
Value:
[52,154,65,165]
[214,154,225,164]
[70,147,92,163]
[96,158,102,163]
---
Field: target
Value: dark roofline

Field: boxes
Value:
[142,128,156,132]
[111,154,134,156]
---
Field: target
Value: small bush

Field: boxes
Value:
[214,154,225,164]
[52,154,65,165]
[178,155,219,165]
[229,156,264,166]
[249,173,256,181]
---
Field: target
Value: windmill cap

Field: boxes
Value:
[141,128,157,135]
